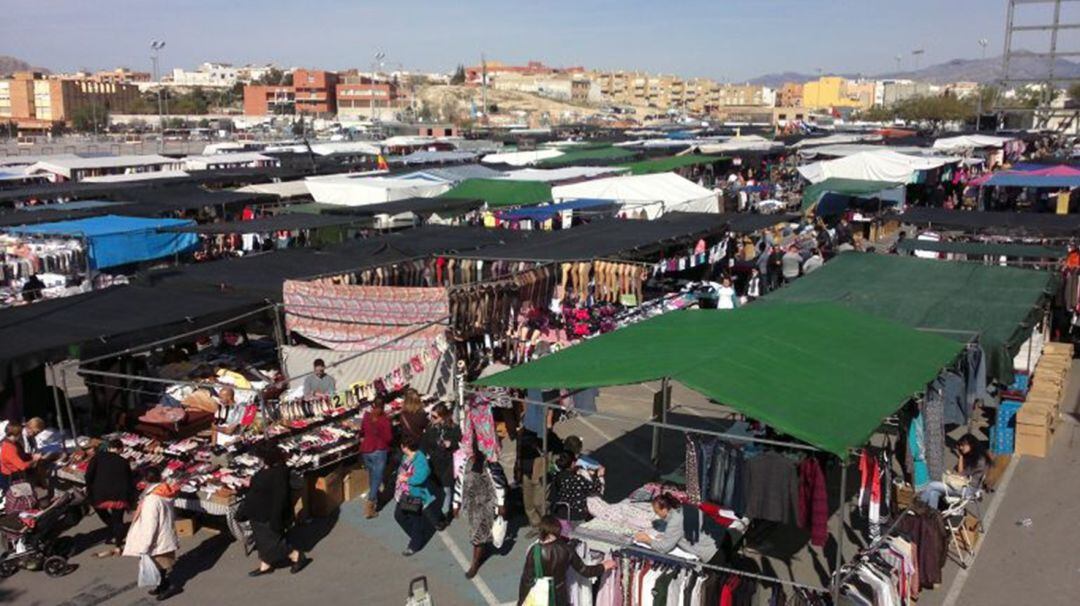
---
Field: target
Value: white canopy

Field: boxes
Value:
[183,152,275,171]
[551,173,719,219]
[305,174,450,206]
[498,166,628,183]
[690,135,785,154]
[798,150,954,184]
[791,133,883,149]
[481,149,564,166]
[236,180,310,198]
[932,135,1015,151]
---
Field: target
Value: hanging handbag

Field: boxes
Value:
[400,494,424,514]
[521,543,554,606]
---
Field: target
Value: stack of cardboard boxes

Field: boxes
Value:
[294,461,371,519]
[1015,342,1072,458]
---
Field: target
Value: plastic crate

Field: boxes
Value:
[992,399,1023,455]
[1009,371,1030,394]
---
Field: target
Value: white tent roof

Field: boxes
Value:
[235,180,310,198]
[82,170,191,183]
[498,166,628,183]
[798,150,955,184]
[791,133,883,149]
[691,135,785,154]
[183,152,274,170]
[305,175,450,206]
[481,149,564,166]
[932,135,1015,151]
[551,172,719,219]
[25,154,179,179]
[797,144,930,158]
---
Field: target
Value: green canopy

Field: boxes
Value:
[439,179,552,208]
[477,303,963,457]
[895,239,1065,258]
[281,202,335,215]
[764,253,1058,383]
[620,154,727,175]
[539,146,637,167]
[801,178,904,211]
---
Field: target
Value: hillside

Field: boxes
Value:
[0,55,50,76]
[415,85,612,124]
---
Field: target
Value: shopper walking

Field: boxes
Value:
[85,439,135,558]
[455,449,507,578]
[420,403,461,522]
[397,388,430,447]
[123,468,181,601]
[360,397,393,519]
[242,443,311,577]
[516,428,546,528]
[393,439,440,556]
[518,515,614,606]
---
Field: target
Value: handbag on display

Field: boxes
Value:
[522,543,553,606]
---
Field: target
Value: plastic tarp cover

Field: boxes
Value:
[899,207,1080,236]
[497,167,629,183]
[933,135,1014,151]
[478,303,963,457]
[620,154,727,175]
[305,175,451,206]
[763,252,1057,383]
[551,173,719,219]
[798,150,954,184]
[894,239,1065,258]
[538,146,637,167]
[801,178,906,211]
[438,179,552,208]
[984,172,1080,188]
[7,215,198,269]
[482,149,564,166]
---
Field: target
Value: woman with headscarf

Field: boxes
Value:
[123,468,182,601]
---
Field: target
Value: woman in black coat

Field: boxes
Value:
[85,439,135,557]
[419,403,461,521]
[518,516,614,606]
[243,443,311,577]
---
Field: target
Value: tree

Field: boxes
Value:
[70,105,108,133]
[892,94,975,127]
[450,64,466,85]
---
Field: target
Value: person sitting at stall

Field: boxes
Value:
[86,438,135,558]
[397,388,430,447]
[302,359,337,397]
[24,417,64,459]
[917,434,991,510]
[549,446,604,523]
[518,515,615,606]
[212,387,245,447]
[633,493,724,565]
[242,443,311,577]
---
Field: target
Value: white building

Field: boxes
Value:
[169,63,240,88]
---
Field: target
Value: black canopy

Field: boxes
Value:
[318,197,484,218]
[900,207,1080,236]
[166,213,367,234]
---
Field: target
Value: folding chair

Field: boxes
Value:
[942,470,985,568]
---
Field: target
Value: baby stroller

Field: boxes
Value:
[0,489,84,577]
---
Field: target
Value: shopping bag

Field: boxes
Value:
[405,576,434,606]
[3,480,36,515]
[522,544,553,606]
[138,554,161,588]
[491,515,507,549]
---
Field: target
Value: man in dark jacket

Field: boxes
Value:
[243,443,311,577]
[85,439,135,557]
[518,516,613,606]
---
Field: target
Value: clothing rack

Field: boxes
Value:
[614,544,829,594]
[831,507,917,594]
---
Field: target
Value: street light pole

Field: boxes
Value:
[977,38,990,130]
[150,40,166,152]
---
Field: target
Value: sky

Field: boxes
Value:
[5,0,1061,81]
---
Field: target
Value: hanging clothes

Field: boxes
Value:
[741,452,799,525]
[797,457,828,547]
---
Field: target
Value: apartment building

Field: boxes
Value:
[92,68,152,84]
[292,69,338,115]
[0,71,139,131]
[489,72,602,104]
[169,62,240,88]
[336,74,410,119]
[242,85,296,116]
[464,60,584,85]
[802,76,874,110]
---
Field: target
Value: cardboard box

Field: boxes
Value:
[1017,402,1056,427]
[894,483,915,513]
[175,517,198,538]
[292,477,310,518]
[1016,423,1052,457]
[309,469,346,518]
[344,467,369,502]
[956,514,981,552]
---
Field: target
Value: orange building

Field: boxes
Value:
[243,85,296,116]
[292,69,338,115]
[0,71,139,131]
[778,83,803,107]
[336,75,409,119]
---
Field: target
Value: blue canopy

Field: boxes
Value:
[496,198,618,221]
[985,173,1080,188]
[8,215,199,269]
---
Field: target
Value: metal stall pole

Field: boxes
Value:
[831,460,849,602]
[651,377,671,468]
[541,422,549,516]
[60,363,79,438]
[46,364,66,441]
[270,303,288,375]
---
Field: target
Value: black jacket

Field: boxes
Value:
[85,451,135,507]
[518,539,603,606]
[420,422,461,486]
[243,465,293,533]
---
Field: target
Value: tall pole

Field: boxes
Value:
[481,52,488,125]
[832,460,849,602]
[151,40,166,153]
[977,39,989,129]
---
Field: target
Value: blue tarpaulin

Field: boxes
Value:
[496,198,618,221]
[8,215,199,269]
[985,173,1080,188]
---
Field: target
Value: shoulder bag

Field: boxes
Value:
[521,543,554,606]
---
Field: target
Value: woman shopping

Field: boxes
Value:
[360,397,393,519]
[393,439,441,556]
[122,468,182,602]
[518,515,615,606]
[85,439,135,558]
[455,447,507,579]
[242,443,311,577]
[420,403,461,522]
